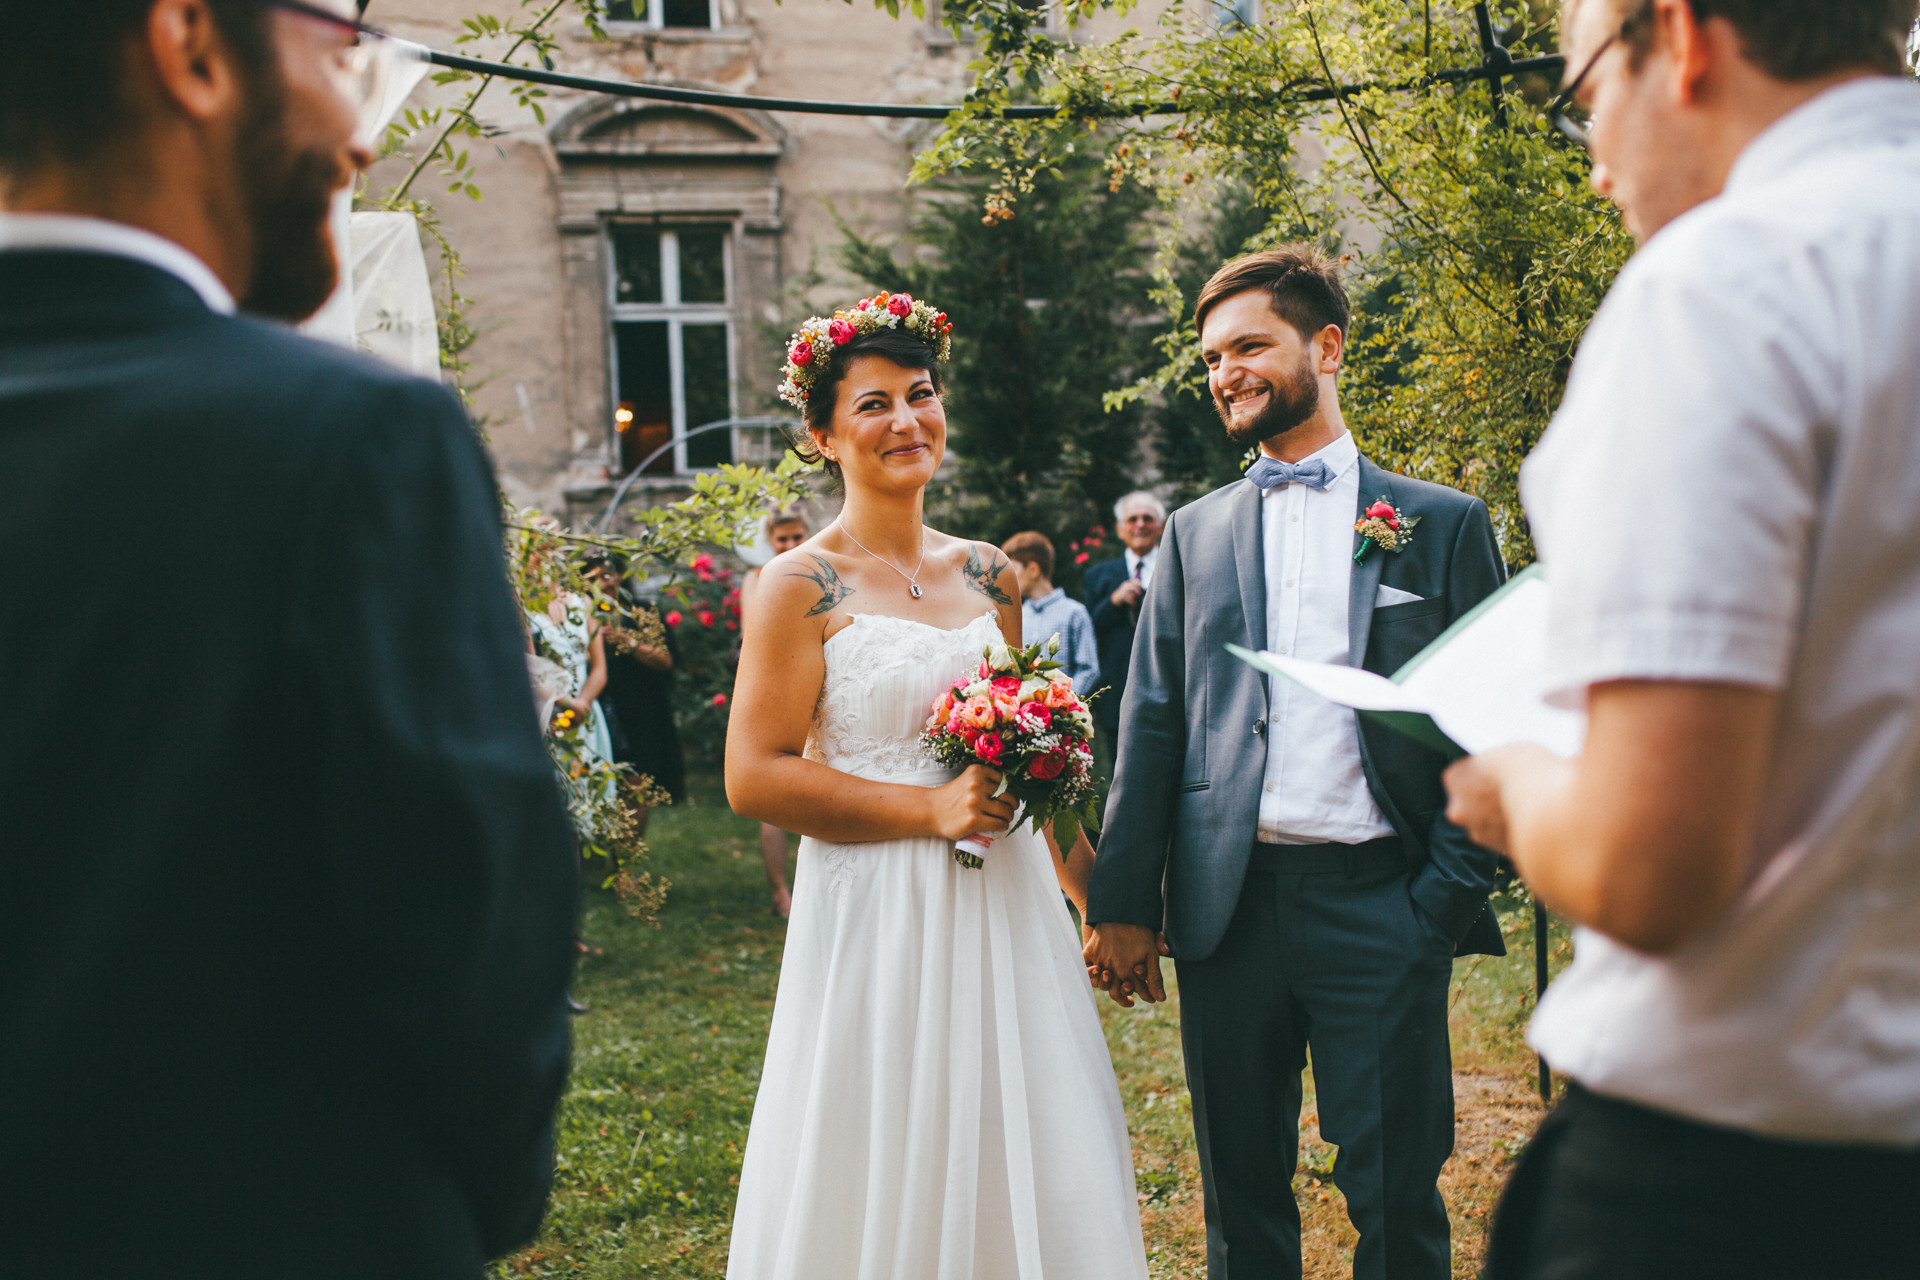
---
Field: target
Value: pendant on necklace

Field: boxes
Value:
[910,584,924,599]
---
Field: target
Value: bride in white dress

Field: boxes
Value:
[724,297,1148,1279]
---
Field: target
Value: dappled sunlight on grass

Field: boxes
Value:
[497,782,1572,1278]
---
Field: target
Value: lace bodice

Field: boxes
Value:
[805,611,1004,782]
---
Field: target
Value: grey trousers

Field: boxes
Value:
[1176,853,1456,1280]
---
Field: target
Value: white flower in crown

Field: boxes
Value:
[777,291,955,412]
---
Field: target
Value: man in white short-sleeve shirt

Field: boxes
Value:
[1444,1,1920,1277]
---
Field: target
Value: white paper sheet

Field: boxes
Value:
[1230,570,1587,757]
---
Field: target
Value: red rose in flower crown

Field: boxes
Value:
[920,634,1103,869]
[776,290,956,411]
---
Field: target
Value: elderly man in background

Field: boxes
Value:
[1443,1,1920,1277]
[1085,492,1166,749]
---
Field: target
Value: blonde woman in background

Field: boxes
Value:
[739,505,812,918]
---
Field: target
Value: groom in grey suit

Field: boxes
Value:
[1086,248,1506,1280]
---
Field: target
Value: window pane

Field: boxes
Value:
[662,0,711,27]
[611,227,663,304]
[682,323,733,468]
[677,227,728,304]
[615,321,673,475]
[603,0,647,19]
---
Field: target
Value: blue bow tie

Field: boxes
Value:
[1245,456,1335,492]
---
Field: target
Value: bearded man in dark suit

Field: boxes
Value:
[1086,248,1506,1280]
[0,5,578,1277]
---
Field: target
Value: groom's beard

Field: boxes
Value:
[1216,349,1320,449]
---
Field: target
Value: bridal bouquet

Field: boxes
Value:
[921,637,1101,868]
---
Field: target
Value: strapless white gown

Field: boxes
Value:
[726,610,1148,1280]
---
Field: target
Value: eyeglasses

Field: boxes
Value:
[257,0,428,146]
[1546,31,1615,147]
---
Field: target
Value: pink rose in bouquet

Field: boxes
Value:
[921,633,1102,869]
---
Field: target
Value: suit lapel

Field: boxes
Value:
[1230,479,1268,696]
[1350,456,1392,671]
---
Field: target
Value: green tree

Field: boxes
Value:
[877,0,1633,564]
[837,150,1162,590]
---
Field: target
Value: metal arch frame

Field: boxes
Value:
[596,416,803,534]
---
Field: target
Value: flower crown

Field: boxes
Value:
[777,292,954,413]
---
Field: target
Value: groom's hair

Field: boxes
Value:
[1194,246,1351,349]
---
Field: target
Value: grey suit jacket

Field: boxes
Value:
[1088,456,1508,961]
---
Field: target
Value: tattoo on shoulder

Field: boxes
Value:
[963,546,1015,606]
[785,553,855,618]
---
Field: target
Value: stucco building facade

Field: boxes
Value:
[373,0,1024,528]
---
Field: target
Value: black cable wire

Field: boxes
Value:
[422,47,1566,120]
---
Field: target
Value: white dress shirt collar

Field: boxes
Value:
[1726,77,1920,197]
[1123,545,1159,582]
[0,213,236,315]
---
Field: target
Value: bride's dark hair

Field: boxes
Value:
[793,327,945,481]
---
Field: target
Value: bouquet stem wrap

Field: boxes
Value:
[954,801,1025,869]
[920,634,1103,870]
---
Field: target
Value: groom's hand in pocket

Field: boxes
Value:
[1083,923,1167,1007]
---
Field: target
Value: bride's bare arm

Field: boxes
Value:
[725,553,1013,843]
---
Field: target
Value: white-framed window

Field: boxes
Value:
[603,0,717,30]
[607,222,736,475]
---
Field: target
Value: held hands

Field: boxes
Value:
[1110,579,1145,609]
[1082,922,1171,1008]
[927,765,1017,843]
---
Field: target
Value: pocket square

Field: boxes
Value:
[1376,584,1426,607]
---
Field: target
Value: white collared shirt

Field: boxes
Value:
[1522,77,1920,1144]
[1256,430,1394,845]
[0,213,235,314]
[1123,545,1158,591]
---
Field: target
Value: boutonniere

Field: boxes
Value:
[1354,499,1421,563]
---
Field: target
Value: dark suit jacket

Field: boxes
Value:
[1089,456,1508,960]
[0,252,579,1278]
[1085,554,1143,738]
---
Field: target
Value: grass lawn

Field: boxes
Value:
[497,775,1573,1279]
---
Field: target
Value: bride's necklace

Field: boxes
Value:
[839,521,928,599]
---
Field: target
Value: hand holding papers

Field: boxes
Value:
[1228,568,1585,758]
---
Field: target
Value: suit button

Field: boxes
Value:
[1252,719,1266,736]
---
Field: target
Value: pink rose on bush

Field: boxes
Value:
[712,693,728,707]
[887,293,913,317]
[698,610,715,627]
[828,318,856,345]
[974,733,1005,766]
[665,610,683,627]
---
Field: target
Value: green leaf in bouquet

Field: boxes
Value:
[1076,794,1103,837]
[1051,807,1082,858]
